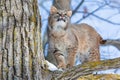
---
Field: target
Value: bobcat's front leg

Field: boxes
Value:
[67,48,77,68]
[54,52,66,69]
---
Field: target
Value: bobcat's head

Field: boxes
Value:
[48,6,72,31]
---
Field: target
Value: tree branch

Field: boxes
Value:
[75,10,120,25]
[91,14,120,25]
[72,0,84,15]
[102,39,120,50]
[52,57,120,80]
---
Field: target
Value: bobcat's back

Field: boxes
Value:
[69,23,101,62]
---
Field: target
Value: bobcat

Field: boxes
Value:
[48,6,105,69]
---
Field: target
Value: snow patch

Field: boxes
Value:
[45,60,58,71]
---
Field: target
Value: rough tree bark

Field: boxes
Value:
[0,0,44,80]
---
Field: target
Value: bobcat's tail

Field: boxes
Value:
[100,40,106,44]
[100,36,106,44]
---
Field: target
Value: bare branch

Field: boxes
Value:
[72,0,85,15]
[75,6,120,25]
[75,4,106,23]
[91,14,120,25]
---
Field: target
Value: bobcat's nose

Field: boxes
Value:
[57,18,65,22]
[57,16,66,22]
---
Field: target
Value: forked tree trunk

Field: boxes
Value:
[0,0,44,80]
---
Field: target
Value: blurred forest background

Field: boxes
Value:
[39,0,120,74]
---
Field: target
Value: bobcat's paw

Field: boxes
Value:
[57,63,66,69]
[66,64,73,68]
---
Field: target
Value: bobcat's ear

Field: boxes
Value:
[50,6,57,14]
[67,11,72,17]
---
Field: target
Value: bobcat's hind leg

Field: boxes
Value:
[89,48,100,62]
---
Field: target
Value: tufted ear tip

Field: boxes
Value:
[50,6,57,14]
[67,11,72,17]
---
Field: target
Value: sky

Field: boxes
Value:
[39,0,120,74]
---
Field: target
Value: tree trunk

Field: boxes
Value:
[53,0,71,10]
[0,0,44,80]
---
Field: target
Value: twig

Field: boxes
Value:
[92,14,120,25]
[72,0,84,15]
[75,4,106,23]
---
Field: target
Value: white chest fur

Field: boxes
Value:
[53,21,67,30]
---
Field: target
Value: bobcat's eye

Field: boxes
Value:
[56,12,60,15]
[57,12,62,16]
